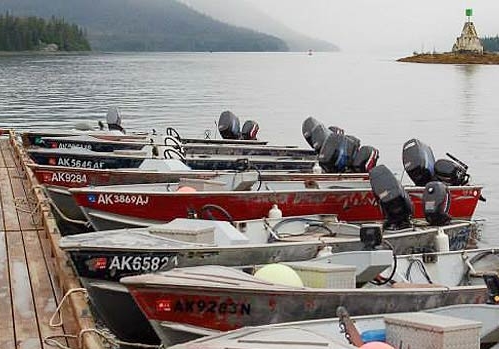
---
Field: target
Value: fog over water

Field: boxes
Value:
[245,0,499,53]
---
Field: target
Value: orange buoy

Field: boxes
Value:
[177,186,197,193]
[361,342,395,349]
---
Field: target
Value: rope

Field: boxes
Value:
[14,197,42,214]
[79,329,164,349]
[44,334,77,349]
[45,288,164,349]
[37,186,92,227]
[50,288,88,327]
[44,329,165,349]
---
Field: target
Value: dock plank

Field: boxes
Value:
[0,171,21,232]
[24,228,68,348]
[0,231,15,349]
[0,137,6,168]
[9,167,39,231]
[1,139,17,168]
[6,230,43,349]
[35,226,79,346]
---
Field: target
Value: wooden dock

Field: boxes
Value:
[0,131,104,349]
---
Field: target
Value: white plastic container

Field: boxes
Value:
[268,204,282,219]
[312,161,323,174]
[435,227,450,252]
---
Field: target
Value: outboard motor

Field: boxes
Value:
[106,106,125,133]
[319,133,360,173]
[423,181,451,226]
[302,117,320,148]
[352,145,379,173]
[241,120,259,140]
[218,111,241,139]
[345,135,361,168]
[370,165,413,230]
[328,126,345,135]
[402,138,435,186]
[484,274,499,305]
[318,133,348,173]
[310,123,331,152]
[434,156,469,186]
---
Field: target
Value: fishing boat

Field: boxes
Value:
[121,263,490,347]
[30,134,316,157]
[26,146,321,171]
[20,108,269,147]
[37,169,264,228]
[167,301,499,349]
[60,217,478,284]
[30,162,367,189]
[60,212,478,346]
[68,173,482,231]
[33,165,369,231]
[21,129,268,147]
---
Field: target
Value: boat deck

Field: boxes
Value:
[0,131,104,349]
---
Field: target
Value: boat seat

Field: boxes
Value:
[178,178,227,191]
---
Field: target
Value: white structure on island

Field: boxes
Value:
[452,8,484,54]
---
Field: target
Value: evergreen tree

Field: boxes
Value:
[481,36,499,52]
[0,13,91,51]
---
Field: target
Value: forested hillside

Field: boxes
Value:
[0,0,288,52]
[181,0,339,52]
[0,12,90,51]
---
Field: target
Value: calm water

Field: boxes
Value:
[0,52,498,244]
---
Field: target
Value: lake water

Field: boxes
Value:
[0,52,498,244]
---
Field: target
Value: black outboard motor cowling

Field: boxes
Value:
[434,159,469,186]
[106,106,125,133]
[302,117,321,148]
[241,120,259,140]
[370,165,413,230]
[319,134,360,173]
[328,126,345,135]
[423,181,451,226]
[318,133,349,173]
[310,123,331,152]
[218,111,241,139]
[352,145,379,173]
[345,135,361,168]
[402,139,435,186]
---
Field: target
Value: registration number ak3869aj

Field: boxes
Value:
[88,193,150,206]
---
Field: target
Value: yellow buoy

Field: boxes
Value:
[254,264,304,287]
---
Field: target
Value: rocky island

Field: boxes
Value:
[398,9,499,65]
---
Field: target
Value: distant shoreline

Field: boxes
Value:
[398,52,499,65]
[0,50,338,56]
[0,51,93,56]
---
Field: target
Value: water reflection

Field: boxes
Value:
[456,64,479,128]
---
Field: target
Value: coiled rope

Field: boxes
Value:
[45,288,164,349]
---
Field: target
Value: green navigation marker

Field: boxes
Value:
[466,8,473,17]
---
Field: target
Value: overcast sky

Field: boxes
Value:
[245,0,499,53]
